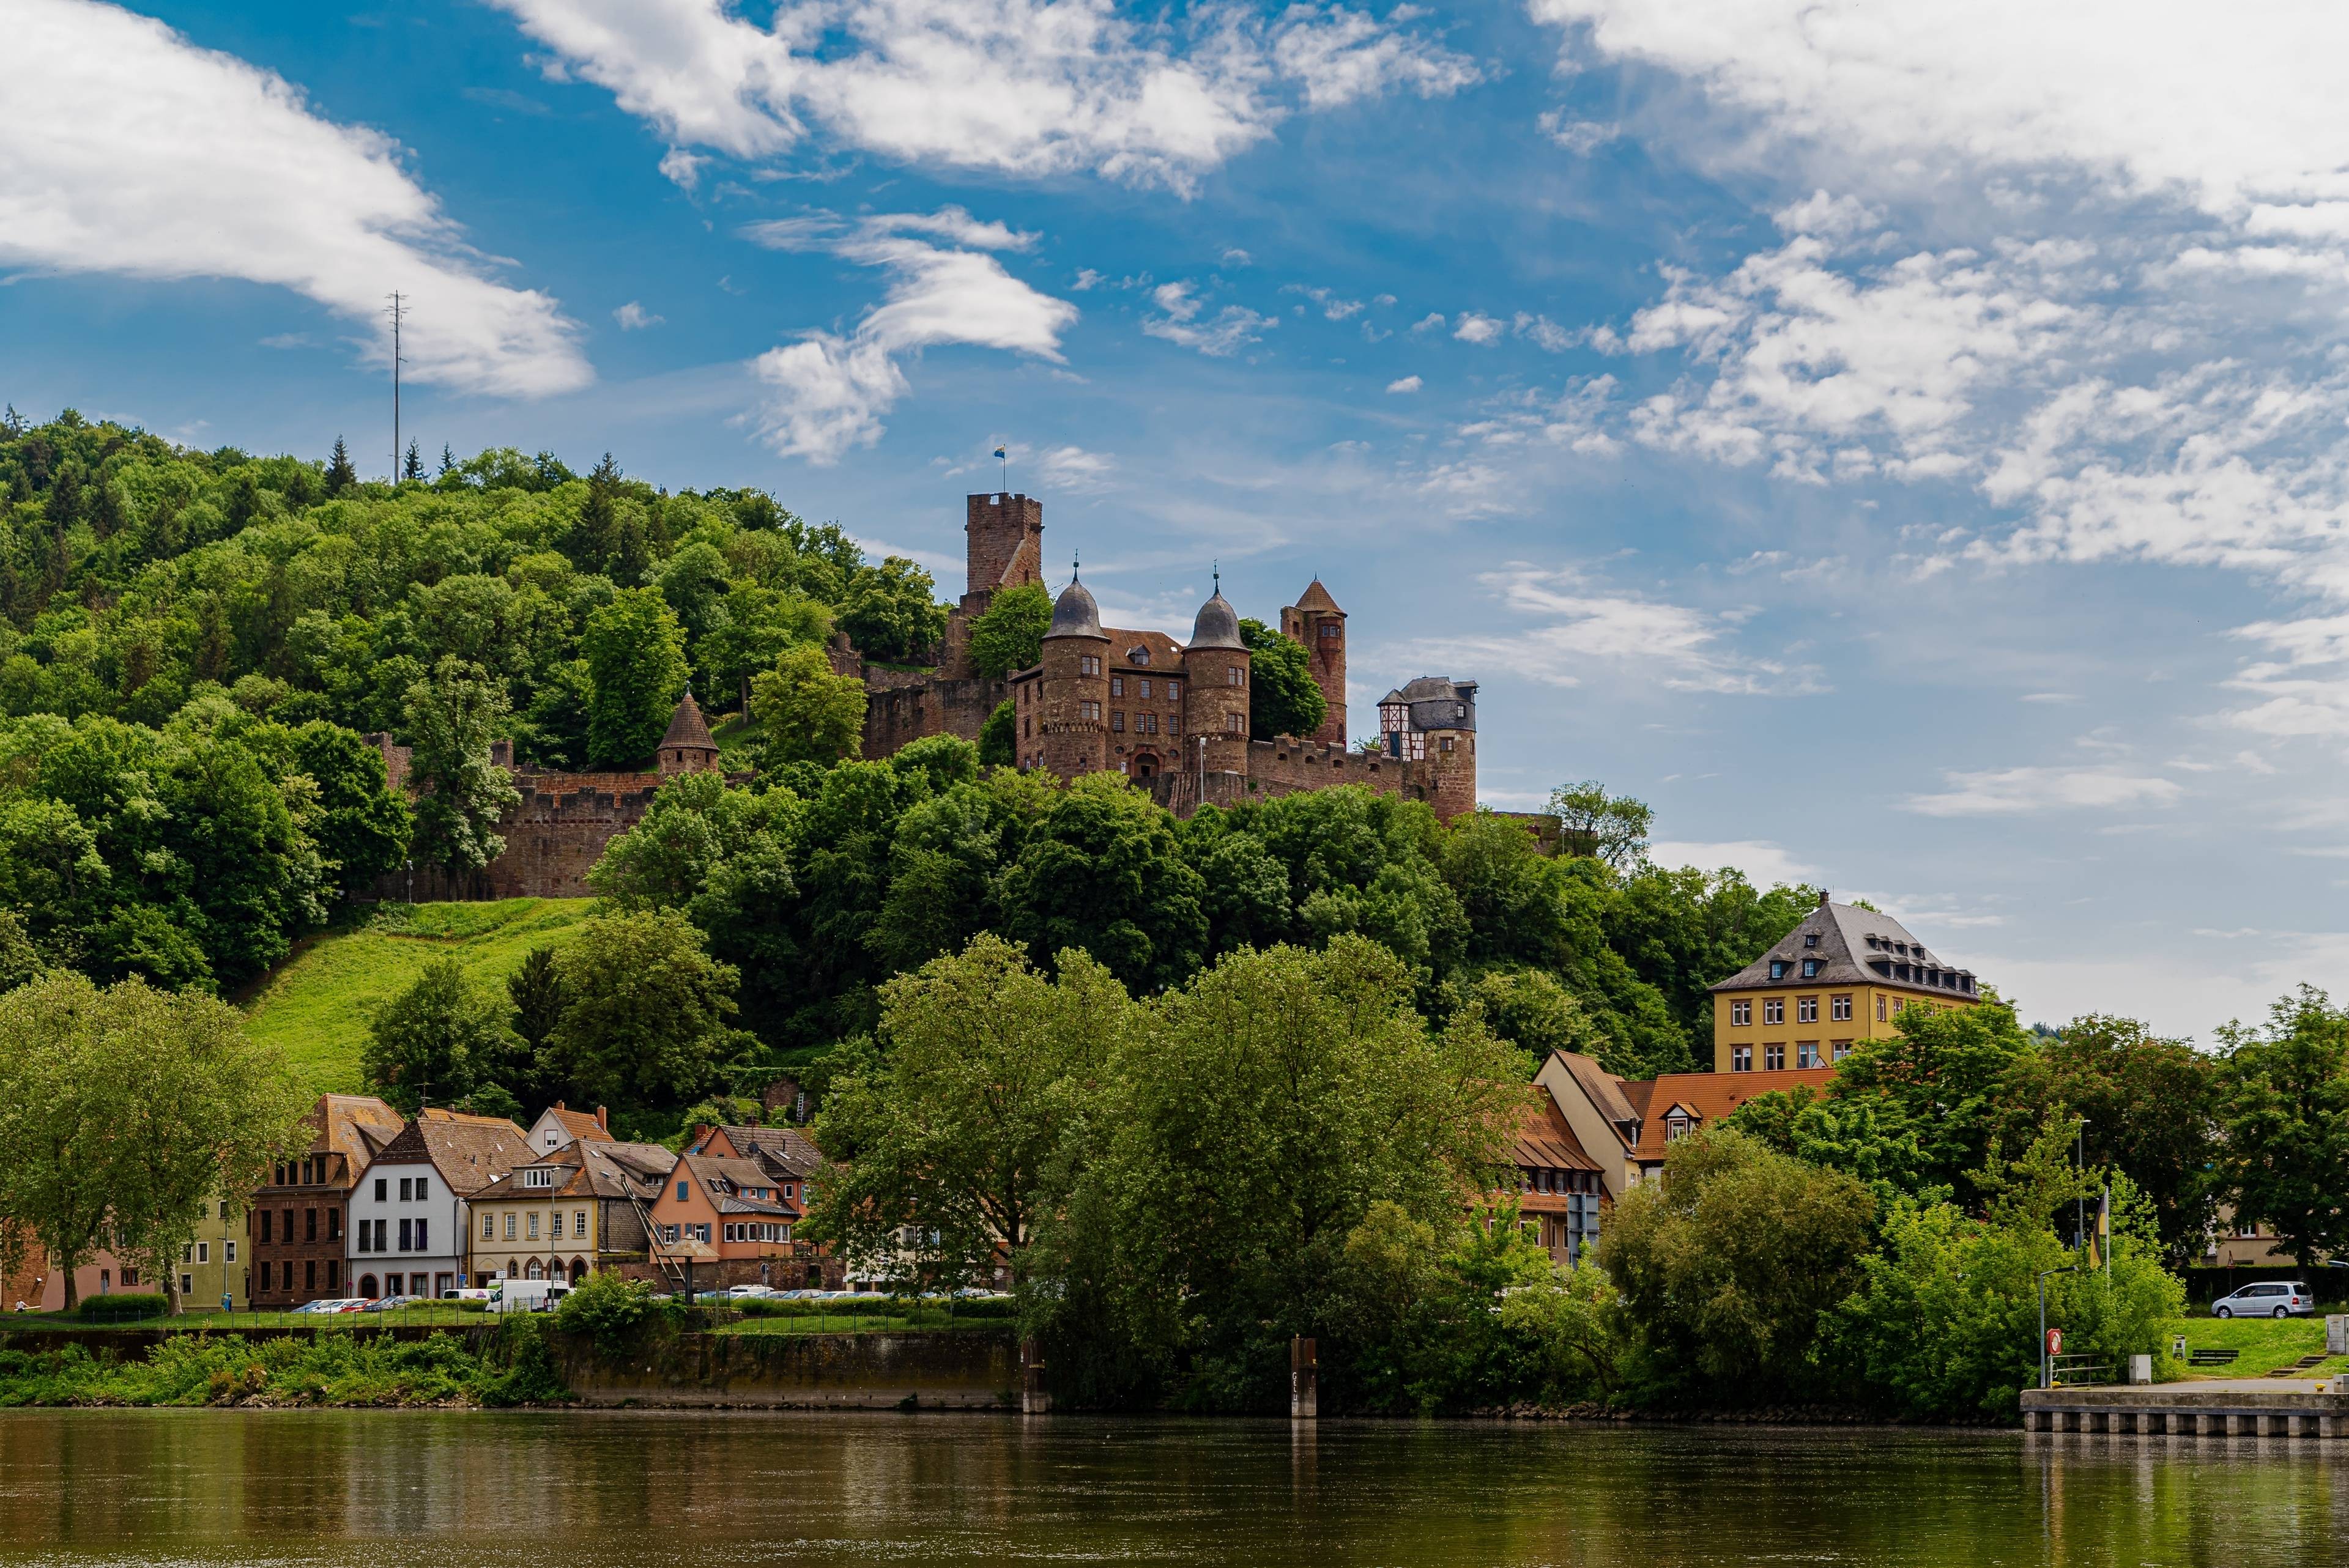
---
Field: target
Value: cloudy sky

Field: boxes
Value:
[8,0,2349,1039]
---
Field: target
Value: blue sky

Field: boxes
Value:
[9,0,2349,1040]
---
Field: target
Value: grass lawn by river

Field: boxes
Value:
[238,899,594,1093]
[2167,1314,2347,1380]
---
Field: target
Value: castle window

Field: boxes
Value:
[1226,665,1243,687]
[1321,624,1340,638]
[1112,711,1124,733]
[1141,714,1159,734]
[1167,681,1179,700]
[1111,676,1123,697]
[1224,713,1242,734]
[1138,678,1152,698]
[1439,736,1453,752]
[1079,701,1100,721]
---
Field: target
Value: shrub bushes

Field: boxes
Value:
[75,1294,168,1322]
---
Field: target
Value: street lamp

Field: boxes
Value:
[2039,1265,2079,1389]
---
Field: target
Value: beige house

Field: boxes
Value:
[468,1139,675,1284]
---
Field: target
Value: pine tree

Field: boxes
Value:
[1,405,24,438]
[439,443,456,476]
[325,436,358,495]
[574,452,623,578]
[403,440,423,482]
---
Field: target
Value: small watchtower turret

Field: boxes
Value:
[656,689,722,776]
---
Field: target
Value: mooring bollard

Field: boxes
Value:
[1290,1335,1318,1421]
[1021,1336,1050,1415]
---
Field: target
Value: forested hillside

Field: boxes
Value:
[0,407,1817,1134]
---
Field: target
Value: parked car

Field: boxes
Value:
[362,1295,418,1312]
[289,1298,364,1315]
[2212,1281,2315,1318]
[723,1285,778,1300]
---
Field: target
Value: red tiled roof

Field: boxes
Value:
[543,1103,613,1144]
[1624,1068,1835,1164]
[1514,1098,1601,1174]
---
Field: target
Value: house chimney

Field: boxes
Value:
[596,1106,608,1131]
[1818,889,1830,906]
[555,1100,566,1111]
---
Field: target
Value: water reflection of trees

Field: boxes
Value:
[8,1415,2349,1564]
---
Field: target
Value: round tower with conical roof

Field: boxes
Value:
[656,689,722,777]
[1034,568,1110,777]
[1184,579,1252,775]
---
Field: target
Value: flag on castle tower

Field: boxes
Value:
[993,446,1006,459]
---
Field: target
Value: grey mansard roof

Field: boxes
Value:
[1710,895,1984,1000]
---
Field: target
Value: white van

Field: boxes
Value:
[486,1279,570,1314]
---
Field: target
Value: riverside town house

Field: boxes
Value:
[347,1109,532,1301]
[1707,892,1987,1074]
[250,1094,404,1308]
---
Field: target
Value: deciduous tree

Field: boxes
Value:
[582,588,688,767]
[2216,986,2349,1270]
[965,583,1053,679]
[1238,618,1327,741]
[541,910,741,1114]
[749,643,865,767]
[401,656,521,877]
[362,956,518,1114]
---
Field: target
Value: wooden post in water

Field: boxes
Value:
[1022,1337,1050,1415]
[1290,1336,1318,1421]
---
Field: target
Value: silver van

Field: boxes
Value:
[2211,1281,2313,1318]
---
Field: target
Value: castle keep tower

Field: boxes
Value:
[1184,585,1252,774]
[963,493,1044,613]
[656,690,722,776]
[1281,579,1347,745]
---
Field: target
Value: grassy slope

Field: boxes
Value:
[2167,1314,2347,1380]
[241,900,595,1095]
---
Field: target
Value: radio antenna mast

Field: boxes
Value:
[385,292,409,479]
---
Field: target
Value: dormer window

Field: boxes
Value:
[1801,959,1820,978]
[1769,961,1789,980]
[522,1167,555,1189]
[1666,1112,1694,1142]
[1128,646,1151,666]
[1803,934,1820,949]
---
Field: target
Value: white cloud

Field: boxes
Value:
[1513,312,1573,351]
[745,208,1077,462]
[1386,375,1422,393]
[1421,562,1819,693]
[1141,281,1275,356]
[613,300,663,330]
[1452,311,1504,345]
[1903,765,2185,817]
[1035,443,1117,491]
[2,0,590,398]
[488,0,1475,195]
[1647,838,1821,889]
[1411,312,1445,333]
[1537,110,1619,155]
[1530,0,2349,601]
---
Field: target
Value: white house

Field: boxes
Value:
[523,1102,614,1158]
[348,1109,530,1299]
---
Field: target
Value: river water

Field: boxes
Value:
[4,1411,2348,1566]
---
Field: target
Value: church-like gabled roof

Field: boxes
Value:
[1291,578,1344,616]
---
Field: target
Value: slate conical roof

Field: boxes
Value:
[1189,590,1246,650]
[661,690,717,750]
[1047,575,1107,640]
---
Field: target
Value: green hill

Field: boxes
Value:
[240,900,596,1095]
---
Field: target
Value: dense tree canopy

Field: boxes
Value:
[1237,617,1327,741]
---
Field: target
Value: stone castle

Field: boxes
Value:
[844,492,1480,821]
[372,490,1483,900]
[366,691,723,901]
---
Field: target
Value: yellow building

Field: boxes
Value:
[1709,893,1987,1073]
[173,1193,248,1311]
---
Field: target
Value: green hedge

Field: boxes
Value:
[732,1295,1015,1320]
[75,1294,168,1322]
